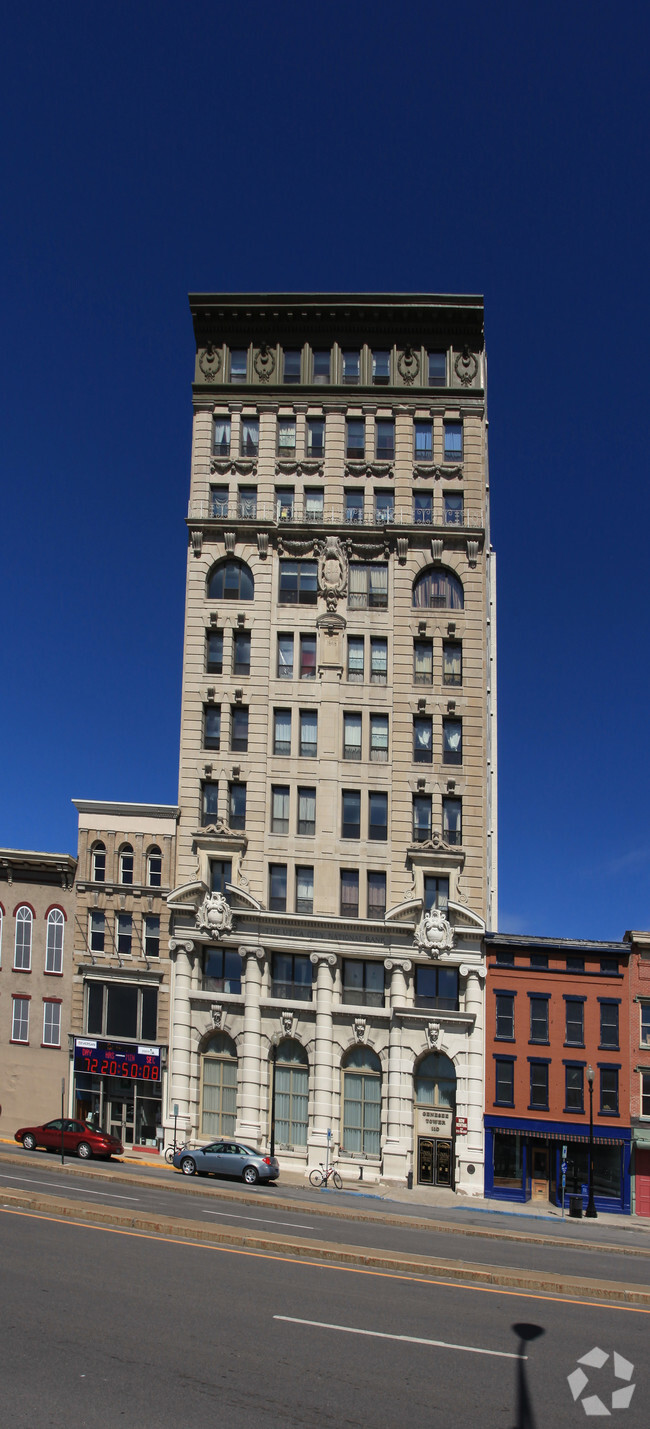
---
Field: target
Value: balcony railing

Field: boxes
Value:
[189,501,481,528]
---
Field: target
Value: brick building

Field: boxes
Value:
[625,930,650,1216]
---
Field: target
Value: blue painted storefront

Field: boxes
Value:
[484,1115,631,1215]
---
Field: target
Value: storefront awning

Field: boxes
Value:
[492,1126,624,1147]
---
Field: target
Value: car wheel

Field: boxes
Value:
[181,1157,196,1176]
[77,1142,93,1160]
[22,1133,37,1151]
[243,1165,259,1185]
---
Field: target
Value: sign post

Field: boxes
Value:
[325,1127,332,1188]
[61,1078,65,1166]
[173,1103,179,1156]
[561,1146,568,1218]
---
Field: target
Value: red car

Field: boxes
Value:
[15,1118,123,1160]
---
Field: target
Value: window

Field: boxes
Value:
[495,946,515,967]
[207,629,223,674]
[496,993,515,1039]
[566,956,585,973]
[91,842,106,882]
[283,349,301,384]
[414,638,433,684]
[600,1067,619,1115]
[210,485,229,517]
[299,709,317,757]
[415,1052,456,1110]
[213,416,231,456]
[415,965,459,1010]
[529,996,549,1043]
[144,915,160,958]
[565,1065,584,1112]
[204,705,221,750]
[346,419,365,459]
[340,869,359,917]
[147,847,162,887]
[230,706,249,752]
[14,906,33,970]
[642,1071,650,1116]
[342,790,361,840]
[305,488,324,520]
[235,488,256,522]
[230,349,247,383]
[443,641,462,686]
[277,418,296,455]
[428,351,446,386]
[228,783,246,830]
[342,959,385,1008]
[347,636,364,682]
[375,490,394,523]
[297,787,316,836]
[232,630,251,675]
[444,492,464,525]
[342,1046,381,1155]
[279,560,318,604]
[599,1002,619,1049]
[414,491,433,524]
[87,982,157,1041]
[272,951,312,1000]
[313,350,330,384]
[600,957,618,974]
[201,780,219,827]
[271,786,290,835]
[375,419,394,460]
[207,559,254,601]
[342,350,360,383]
[370,638,387,683]
[117,913,132,956]
[277,634,294,678]
[119,845,134,885]
[443,420,463,462]
[368,791,388,841]
[413,567,464,610]
[12,997,29,1043]
[240,416,259,456]
[306,418,325,457]
[343,713,362,760]
[201,1033,237,1138]
[412,795,432,843]
[443,797,462,846]
[530,953,549,970]
[210,859,232,893]
[443,718,463,764]
[414,422,433,462]
[413,716,433,763]
[299,633,317,678]
[367,871,386,919]
[345,489,364,523]
[295,866,314,915]
[529,1061,549,1110]
[276,486,294,520]
[45,909,64,973]
[495,1058,515,1106]
[89,911,105,954]
[372,350,390,385]
[203,949,242,994]
[273,708,291,756]
[641,1005,650,1046]
[275,1040,309,1148]
[42,1001,61,1047]
[424,876,449,911]
[269,865,287,911]
[348,563,388,609]
[565,999,585,1045]
[370,714,388,762]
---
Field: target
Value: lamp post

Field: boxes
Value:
[269,1035,279,1158]
[586,1065,597,1218]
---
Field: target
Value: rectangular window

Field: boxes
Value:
[370,714,389,762]
[86,982,158,1041]
[443,718,463,765]
[277,634,294,678]
[269,864,288,912]
[642,1071,650,1116]
[210,859,232,894]
[206,629,223,674]
[600,957,618,974]
[424,876,449,911]
[297,787,316,836]
[42,1001,61,1047]
[370,637,388,684]
[495,947,515,967]
[342,350,360,384]
[295,866,314,915]
[348,563,388,609]
[413,716,433,763]
[89,911,105,954]
[530,997,549,1043]
[203,946,242,994]
[116,913,132,957]
[416,965,459,1011]
[343,712,362,760]
[283,349,301,383]
[305,488,324,520]
[375,490,394,523]
[600,1067,619,1115]
[443,420,463,462]
[495,1059,515,1106]
[600,1002,619,1050]
[444,492,464,526]
[144,915,160,958]
[210,485,229,517]
[240,416,259,456]
[443,797,462,845]
[204,705,221,750]
[414,639,433,684]
[529,1061,549,1110]
[230,706,249,752]
[413,491,433,524]
[641,1005,650,1046]
[414,422,433,461]
[299,634,317,679]
[238,486,257,518]
[368,791,388,841]
[412,795,432,842]
[530,953,549,970]
[340,868,359,918]
[271,786,290,835]
[108,984,139,1039]
[230,349,247,383]
[443,640,462,686]
[271,951,312,999]
[213,416,231,456]
[228,783,246,830]
[201,780,219,827]
[342,790,361,840]
[565,1065,584,1112]
[277,418,296,455]
[276,486,295,521]
[346,418,365,459]
[342,959,385,1008]
[428,351,446,386]
[279,559,318,604]
[306,418,324,457]
[375,419,395,460]
[567,956,585,973]
[273,708,291,756]
[12,997,30,1043]
[313,350,330,384]
[565,999,584,1046]
[367,871,386,919]
[496,993,515,1039]
[372,350,390,384]
[232,630,251,676]
[299,709,317,758]
[347,636,364,682]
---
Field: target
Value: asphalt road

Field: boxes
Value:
[0,1206,647,1429]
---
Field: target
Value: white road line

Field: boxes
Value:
[0,1174,140,1202]
[202,1210,314,1229]
[273,1316,525,1359]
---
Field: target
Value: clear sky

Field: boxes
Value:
[2,2,649,941]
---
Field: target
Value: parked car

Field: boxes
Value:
[173,1140,279,1184]
[15,1119,123,1160]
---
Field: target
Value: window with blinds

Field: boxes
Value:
[348,563,388,609]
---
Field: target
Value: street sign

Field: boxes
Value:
[562,1144,568,1159]
[173,1104,179,1117]
[561,1160,568,1173]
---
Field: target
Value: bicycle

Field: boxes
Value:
[309,1162,342,1190]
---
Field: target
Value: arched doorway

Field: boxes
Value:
[274,1039,309,1149]
[414,1051,456,1188]
[201,1032,237,1138]
[341,1046,382,1157]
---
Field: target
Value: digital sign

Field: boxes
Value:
[74,1038,161,1081]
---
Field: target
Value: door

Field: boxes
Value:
[40,1119,64,1149]
[108,1100,134,1146]
[435,1139,453,1188]
[417,1136,454,1187]
[531,1145,549,1200]
[636,1150,650,1217]
[417,1137,435,1184]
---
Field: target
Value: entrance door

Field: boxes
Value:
[636,1150,650,1217]
[108,1100,134,1147]
[417,1137,454,1187]
[531,1145,549,1200]
[435,1138,453,1187]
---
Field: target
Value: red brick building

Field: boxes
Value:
[625,930,650,1216]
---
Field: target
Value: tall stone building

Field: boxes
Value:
[167,293,496,1192]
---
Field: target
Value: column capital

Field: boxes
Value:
[310,951,337,967]
[169,938,195,955]
[460,962,486,981]
[239,945,265,962]
[385,958,412,973]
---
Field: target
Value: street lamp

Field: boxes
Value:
[586,1065,597,1218]
[269,1035,280,1159]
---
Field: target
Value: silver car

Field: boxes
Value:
[173,1140,279,1185]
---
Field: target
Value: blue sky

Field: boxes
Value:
[1,2,649,940]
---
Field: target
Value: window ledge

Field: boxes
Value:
[41,1043,62,1050]
[44,970,64,977]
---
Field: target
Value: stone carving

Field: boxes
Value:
[210,1002,224,1029]
[467,540,480,568]
[431,538,443,562]
[345,538,390,561]
[254,345,276,382]
[454,349,478,386]
[196,890,233,938]
[396,537,408,565]
[280,1010,294,1036]
[412,464,463,480]
[191,530,202,558]
[257,531,269,558]
[426,1021,442,1049]
[398,347,420,384]
[278,536,316,557]
[415,906,454,954]
[353,1017,367,1043]
[317,534,348,611]
[210,458,257,476]
[199,345,222,381]
[344,463,394,479]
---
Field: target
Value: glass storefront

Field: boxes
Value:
[485,1121,629,1212]
[74,1072,162,1148]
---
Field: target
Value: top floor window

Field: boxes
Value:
[45,909,64,973]
[428,351,446,386]
[372,350,390,384]
[207,559,254,601]
[212,417,231,456]
[342,350,360,384]
[120,845,134,885]
[230,349,247,383]
[14,906,33,970]
[349,563,388,609]
[283,350,301,383]
[91,842,106,882]
[312,350,330,384]
[278,560,318,605]
[413,567,464,610]
[147,847,162,887]
[240,416,259,457]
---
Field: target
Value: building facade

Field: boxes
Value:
[166,293,496,1191]
[0,847,77,1133]
[625,930,650,1216]
[70,801,179,1149]
[484,933,631,1213]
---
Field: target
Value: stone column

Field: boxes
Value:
[168,938,195,1135]
[458,962,486,1196]
[308,952,337,1158]
[237,945,265,1147]
[382,958,412,1181]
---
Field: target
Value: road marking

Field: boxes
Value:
[202,1210,314,1229]
[273,1315,524,1358]
[0,1175,140,1202]
[1,1207,648,1315]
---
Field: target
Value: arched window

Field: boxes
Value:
[14,906,33,971]
[207,559,254,601]
[274,1039,308,1148]
[414,1051,456,1108]
[413,567,464,610]
[201,1032,237,1138]
[147,846,162,888]
[342,1045,381,1156]
[119,844,134,885]
[91,841,106,883]
[45,908,65,973]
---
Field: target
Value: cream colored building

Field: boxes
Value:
[167,293,496,1191]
